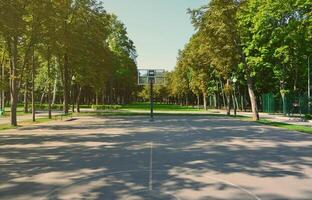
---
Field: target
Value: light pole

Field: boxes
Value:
[232,76,238,116]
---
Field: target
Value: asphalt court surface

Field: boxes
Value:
[0,115,312,200]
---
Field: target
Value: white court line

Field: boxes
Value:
[46,118,261,200]
[46,169,261,200]
[183,119,262,200]
[149,142,153,191]
[202,174,262,200]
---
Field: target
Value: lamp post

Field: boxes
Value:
[232,76,238,116]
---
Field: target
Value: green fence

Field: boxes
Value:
[262,93,275,113]
[262,93,310,115]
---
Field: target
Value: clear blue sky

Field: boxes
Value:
[101,0,207,71]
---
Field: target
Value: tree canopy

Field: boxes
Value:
[0,0,138,125]
[157,0,312,120]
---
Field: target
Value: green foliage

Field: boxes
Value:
[121,103,198,111]
[0,0,138,125]
[238,0,312,93]
[25,104,64,110]
[91,105,121,110]
[166,0,311,118]
[303,114,312,121]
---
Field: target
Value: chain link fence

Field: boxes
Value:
[262,93,310,116]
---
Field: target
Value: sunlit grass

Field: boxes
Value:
[121,103,202,111]
[0,114,73,132]
[257,119,312,134]
[2,105,312,135]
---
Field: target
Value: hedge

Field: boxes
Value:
[91,105,121,110]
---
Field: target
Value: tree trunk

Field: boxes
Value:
[239,44,259,119]
[40,92,45,105]
[9,37,18,126]
[293,64,298,91]
[247,76,259,120]
[47,53,52,119]
[235,94,239,112]
[226,79,231,116]
[52,72,57,105]
[32,47,35,122]
[71,85,75,113]
[0,50,5,111]
[76,86,82,113]
[95,92,99,105]
[102,88,105,104]
[244,89,247,112]
[63,53,69,114]
[197,95,200,109]
[226,96,231,115]
[281,94,289,116]
[203,92,207,110]
[214,93,217,108]
[232,94,237,116]
[24,81,29,113]
[240,95,244,111]
[220,80,226,109]
[186,96,189,107]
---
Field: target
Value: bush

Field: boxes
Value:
[91,105,121,110]
[29,104,64,110]
[303,114,312,121]
[79,105,92,109]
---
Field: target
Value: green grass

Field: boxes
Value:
[75,109,248,119]
[0,114,74,132]
[2,111,28,117]
[121,103,203,111]
[257,119,312,134]
[0,124,15,131]
[4,103,312,135]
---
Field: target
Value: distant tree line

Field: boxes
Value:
[0,0,138,126]
[140,0,312,120]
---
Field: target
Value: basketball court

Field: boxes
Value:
[0,115,312,199]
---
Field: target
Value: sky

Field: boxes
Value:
[101,0,207,71]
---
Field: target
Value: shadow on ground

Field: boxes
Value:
[0,116,312,199]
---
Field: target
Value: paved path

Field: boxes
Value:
[0,115,312,199]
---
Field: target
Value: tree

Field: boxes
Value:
[238,0,312,116]
[0,0,138,125]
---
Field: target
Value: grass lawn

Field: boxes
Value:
[0,114,73,132]
[257,119,312,134]
[121,102,202,111]
[1,102,312,135]
[76,112,237,117]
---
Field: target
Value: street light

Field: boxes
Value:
[232,76,238,116]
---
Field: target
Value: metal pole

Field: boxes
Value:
[150,80,154,121]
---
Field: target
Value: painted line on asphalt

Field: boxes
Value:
[46,169,261,200]
[183,119,262,200]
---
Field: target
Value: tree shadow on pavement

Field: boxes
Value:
[0,116,312,199]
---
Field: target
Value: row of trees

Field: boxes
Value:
[145,0,311,120]
[0,0,138,126]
